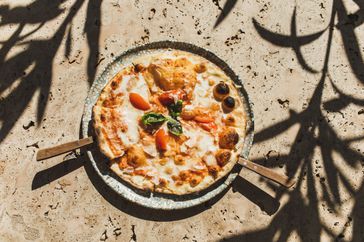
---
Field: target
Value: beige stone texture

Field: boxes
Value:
[0,0,363,241]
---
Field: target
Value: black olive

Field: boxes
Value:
[216,82,229,94]
[213,82,230,101]
[224,96,235,108]
[222,96,235,112]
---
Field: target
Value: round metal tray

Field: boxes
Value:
[82,41,254,210]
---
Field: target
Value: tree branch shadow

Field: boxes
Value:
[214,0,238,29]
[84,0,102,85]
[252,7,326,73]
[218,0,364,240]
[0,0,102,142]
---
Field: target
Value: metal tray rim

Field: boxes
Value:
[82,40,254,210]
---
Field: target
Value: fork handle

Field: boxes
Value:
[238,158,295,188]
[36,136,94,161]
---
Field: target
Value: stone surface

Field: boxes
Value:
[0,0,363,241]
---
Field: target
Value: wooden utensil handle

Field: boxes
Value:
[238,158,295,188]
[36,137,94,161]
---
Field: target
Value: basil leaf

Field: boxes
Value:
[141,112,166,126]
[167,118,183,136]
[168,100,183,119]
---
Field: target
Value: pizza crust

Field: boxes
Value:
[93,106,125,159]
[109,159,237,195]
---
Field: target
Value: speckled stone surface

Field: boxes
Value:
[0,0,363,241]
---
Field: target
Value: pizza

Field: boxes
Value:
[93,50,247,195]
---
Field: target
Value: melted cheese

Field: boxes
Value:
[183,125,217,156]
[203,153,217,166]
[193,74,213,108]
[133,74,149,100]
[115,104,141,145]
[113,75,132,95]
[143,143,158,157]
[115,74,150,146]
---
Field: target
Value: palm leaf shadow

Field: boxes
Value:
[0,0,103,142]
[221,0,364,240]
[252,7,326,73]
[84,0,103,85]
[336,0,364,84]
[214,0,238,28]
